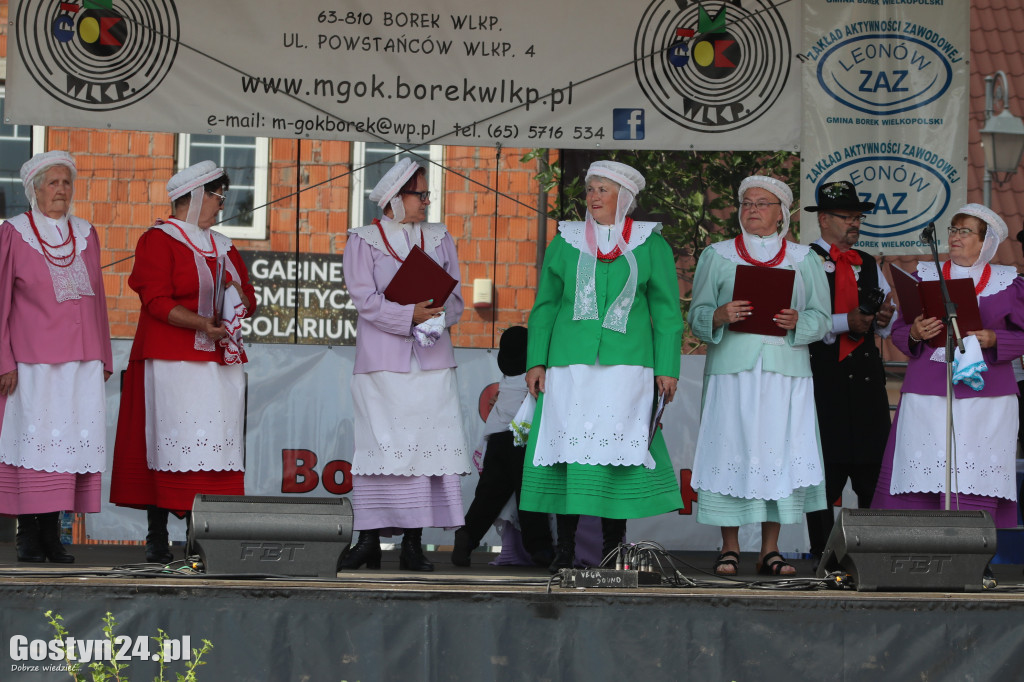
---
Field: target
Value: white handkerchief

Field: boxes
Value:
[413,310,445,347]
[952,335,987,391]
[509,394,536,447]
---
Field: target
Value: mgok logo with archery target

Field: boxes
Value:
[634,1,792,133]
[14,0,180,111]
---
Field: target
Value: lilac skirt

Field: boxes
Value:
[350,473,465,535]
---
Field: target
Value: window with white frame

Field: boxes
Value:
[0,86,44,218]
[349,142,443,228]
[177,134,268,240]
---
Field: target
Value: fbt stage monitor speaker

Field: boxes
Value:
[815,508,996,592]
[190,495,353,578]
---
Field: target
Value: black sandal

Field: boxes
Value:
[713,551,740,576]
[757,551,795,576]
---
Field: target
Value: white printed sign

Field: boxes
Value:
[7,0,801,151]
[799,2,969,256]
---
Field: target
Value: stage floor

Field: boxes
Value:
[3,544,1024,681]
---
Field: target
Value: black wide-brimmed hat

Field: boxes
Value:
[804,180,875,213]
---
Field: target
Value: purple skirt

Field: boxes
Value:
[351,473,465,535]
[872,402,1018,528]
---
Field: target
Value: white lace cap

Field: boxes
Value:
[956,203,1007,266]
[167,160,224,201]
[586,160,645,196]
[21,151,77,210]
[369,158,421,208]
[368,158,421,224]
[738,175,794,236]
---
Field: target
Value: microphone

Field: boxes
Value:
[920,222,936,244]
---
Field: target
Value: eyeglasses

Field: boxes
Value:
[206,190,227,206]
[822,211,864,225]
[739,200,781,210]
[401,190,431,202]
[947,226,980,237]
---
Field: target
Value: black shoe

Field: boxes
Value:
[399,529,434,572]
[338,530,382,570]
[600,518,627,566]
[983,564,997,590]
[38,512,74,564]
[549,514,579,573]
[529,547,555,568]
[548,546,575,574]
[145,508,174,564]
[15,515,45,563]
[450,528,475,567]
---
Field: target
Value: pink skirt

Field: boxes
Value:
[0,463,101,515]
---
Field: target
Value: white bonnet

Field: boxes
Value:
[369,158,422,208]
[956,203,1008,243]
[738,175,793,209]
[21,151,77,206]
[585,160,645,196]
[167,160,225,201]
[738,175,794,234]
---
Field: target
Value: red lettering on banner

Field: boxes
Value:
[282,449,319,493]
[678,469,697,516]
[323,459,353,495]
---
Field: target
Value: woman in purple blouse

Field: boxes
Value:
[338,158,470,572]
[874,204,1024,538]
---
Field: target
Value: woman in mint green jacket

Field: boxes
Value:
[520,160,684,572]
[688,175,830,577]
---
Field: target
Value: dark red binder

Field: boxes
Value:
[730,264,796,337]
[890,265,981,348]
[383,245,458,306]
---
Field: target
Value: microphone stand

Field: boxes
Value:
[923,223,964,511]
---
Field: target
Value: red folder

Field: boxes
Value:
[383,245,458,306]
[730,265,796,337]
[890,265,923,325]
[890,265,981,348]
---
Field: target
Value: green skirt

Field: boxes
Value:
[519,392,682,519]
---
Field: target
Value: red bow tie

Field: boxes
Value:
[829,244,863,361]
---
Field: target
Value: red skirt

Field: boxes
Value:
[109,360,243,515]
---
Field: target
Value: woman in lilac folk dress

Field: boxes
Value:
[339,158,470,572]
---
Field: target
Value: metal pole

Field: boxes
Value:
[535,149,550,271]
[984,74,994,207]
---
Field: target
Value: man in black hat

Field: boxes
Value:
[804,180,896,565]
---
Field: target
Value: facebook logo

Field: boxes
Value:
[613,109,645,140]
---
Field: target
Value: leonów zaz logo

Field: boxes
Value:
[817,33,954,115]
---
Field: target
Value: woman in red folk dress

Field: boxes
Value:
[110,160,256,564]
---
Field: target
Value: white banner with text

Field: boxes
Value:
[7,0,801,150]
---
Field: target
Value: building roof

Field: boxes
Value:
[969,0,1024,267]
